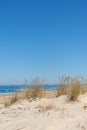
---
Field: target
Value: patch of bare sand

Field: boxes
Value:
[0,92,87,130]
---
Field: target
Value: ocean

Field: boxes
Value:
[0,85,58,96]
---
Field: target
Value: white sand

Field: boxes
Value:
[0,93,87,130]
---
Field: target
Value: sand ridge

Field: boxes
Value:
[0,93,87,130]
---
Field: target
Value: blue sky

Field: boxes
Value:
[0,0,87,84]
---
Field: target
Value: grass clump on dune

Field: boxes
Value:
[57,84,67,97]
[57,76,81,101]
[4,78,43,107]
[57,76,70,97]
[80,86,87,94]
[19,77,43,100]
[4,93,18,107]
[67,78,80,101]
[30,77,43,100]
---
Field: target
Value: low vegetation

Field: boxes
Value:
[57,76,70,97]
[67,78,80,101]
[57,84,67,97]
[80,86,87,94]
[57,76,87,101]
[4,93,18,107]
[29,78,43,100]
[3,76,87,107]
[4,77,43,107]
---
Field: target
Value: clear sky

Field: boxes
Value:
[0,0,87,84]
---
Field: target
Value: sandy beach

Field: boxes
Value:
[0,92,87,130]
[0,0,87,129]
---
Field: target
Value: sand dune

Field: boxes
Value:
[0,93,87,130]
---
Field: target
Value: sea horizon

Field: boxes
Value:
[0,84,58,96]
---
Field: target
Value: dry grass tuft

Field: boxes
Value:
[4,78,43,107]
[29,77,43,100]
[57,84,67,97]
[4,93,18,107]
[56,76,70,97]
[22,89,31,99]
[56,76,83,101]
[67,79,80,101]
[80,86,87,94]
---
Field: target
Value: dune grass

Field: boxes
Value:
[4,78,43,107]
[67,79,80,101]
[3,76,87,107]
[57,76,87,101]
